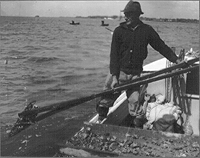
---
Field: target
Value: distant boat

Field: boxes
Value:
[70,20,80,25]
[101,20,109,26]
[35,15,39,18]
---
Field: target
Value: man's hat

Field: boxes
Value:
[122,0,144,14]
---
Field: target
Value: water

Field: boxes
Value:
[0,16,199,156]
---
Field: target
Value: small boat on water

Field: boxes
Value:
[70,20,80,25]
[101,20,109,26]
[57,48,199,157]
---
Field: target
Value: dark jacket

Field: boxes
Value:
[110,20,178,76]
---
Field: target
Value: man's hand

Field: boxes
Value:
[172,58,182,67]
[144,94,151,101]
[175,58,181,64]
[111,75,118,89]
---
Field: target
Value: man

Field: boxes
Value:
[96,1,181,124]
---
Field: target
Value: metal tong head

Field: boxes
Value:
[8,101,39,137]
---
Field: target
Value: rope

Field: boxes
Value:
[165,60,172,102]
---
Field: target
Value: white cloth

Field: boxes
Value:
[146,102,181,124]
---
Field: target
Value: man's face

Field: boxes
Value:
[124,12,139,23]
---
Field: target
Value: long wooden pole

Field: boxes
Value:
[18,61,198,118]
[114,65,198,92]
[123,57,199,85]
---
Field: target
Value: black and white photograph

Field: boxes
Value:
[0,0,199,157]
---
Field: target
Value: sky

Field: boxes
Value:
[0,1,199,19]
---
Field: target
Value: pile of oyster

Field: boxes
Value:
[65,127,199,157]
